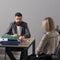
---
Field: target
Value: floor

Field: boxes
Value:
[0,47,20,60]
[0,54,20,60]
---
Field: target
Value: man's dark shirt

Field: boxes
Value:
[6,21,31,38]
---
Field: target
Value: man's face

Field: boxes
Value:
[15,16,22,24]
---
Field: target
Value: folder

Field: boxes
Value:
[0,41,20,45]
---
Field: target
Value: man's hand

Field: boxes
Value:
[19,36,25,41]
[11,34,25,42]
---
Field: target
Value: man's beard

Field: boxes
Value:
[16,22,21,26]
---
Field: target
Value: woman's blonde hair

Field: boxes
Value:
[42,17,55,32]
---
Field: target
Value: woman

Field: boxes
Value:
[36,17,59,55]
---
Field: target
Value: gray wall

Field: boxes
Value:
[0,0,60,54]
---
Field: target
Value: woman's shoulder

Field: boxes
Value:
[44,31,59,38]
[42,32,50,39]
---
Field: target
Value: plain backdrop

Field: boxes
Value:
[0,0,60,54]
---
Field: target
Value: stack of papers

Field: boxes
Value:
[2,35,18,41]
[0,35,20,45]
[0,38,8,42]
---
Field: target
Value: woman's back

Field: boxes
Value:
[43,31,59,54]
[36,31,59,55]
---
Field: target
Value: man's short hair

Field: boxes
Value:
[15,12,22,17]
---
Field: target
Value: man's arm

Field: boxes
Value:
[24,23,31,38]
[5,23,12,35]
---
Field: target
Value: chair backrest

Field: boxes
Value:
[55,43,60,58]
